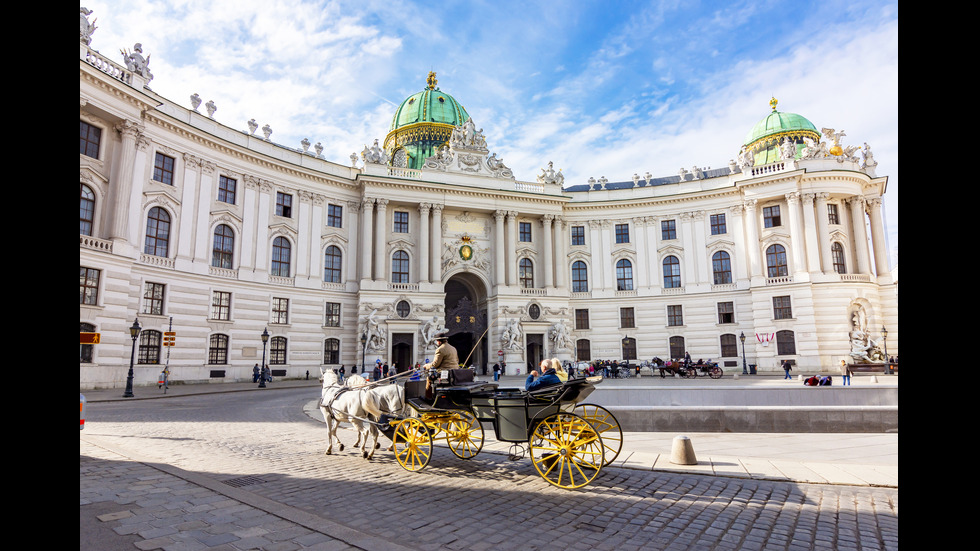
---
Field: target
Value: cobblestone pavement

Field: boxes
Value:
[81,388,898,550]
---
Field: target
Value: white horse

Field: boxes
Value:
[318,368,407,459]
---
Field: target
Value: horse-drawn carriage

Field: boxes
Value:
[320,367,622,490]
[653,359,723,379]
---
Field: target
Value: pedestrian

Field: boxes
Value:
[262,364,272,383]
[338,364,345,383]
[782,359,792,379]
[252,363,260,383]
[840,360,851,386]
[493,363,500,381]
[382,362,389,379]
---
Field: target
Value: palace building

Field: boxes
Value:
[80,11,897,389]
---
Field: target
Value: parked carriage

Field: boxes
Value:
[382,369,623,490]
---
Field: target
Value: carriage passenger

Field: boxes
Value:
[526,360,562,391]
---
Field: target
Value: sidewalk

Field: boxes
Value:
[82,374,897,488]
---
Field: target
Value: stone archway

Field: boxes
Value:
[444,273,488,370]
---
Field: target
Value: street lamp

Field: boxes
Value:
[739,332,747,375]
[123,318,141,398]
[360,332,368,378]
[258,327,269,388]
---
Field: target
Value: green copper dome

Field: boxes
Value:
[742,98,820,166]
[384,72,470,170]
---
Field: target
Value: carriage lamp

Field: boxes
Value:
[739,332,747,375]
[123,317,141,398]
[258,327,270,388]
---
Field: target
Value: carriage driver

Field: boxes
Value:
[422,335,459,399]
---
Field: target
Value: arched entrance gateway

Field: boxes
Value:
[443,273,488,371]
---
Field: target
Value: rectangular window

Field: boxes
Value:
[710,213,727,235]
[153,153,175,185]
[519,221,532,242]
[620,307,635,329]
[575,309,590,330]
[80,121,101,159]
[661,219,676,240]
[717,302,734,324]
[827,204,840,225]
[571,225,585,246]
[80,266,100,305]
[667,305,683,327]
[211,291,231,320]
[576,339,591,361]
[218,175,236,204]
[393,211,409,233]
[773,295,793,320]
[615,223,630,243]
[272,297,289,324]
[325,302,341,327]
[764,205,781,228]
[142,282,166,315]
[276,192,292,218]
[327,204,343,228]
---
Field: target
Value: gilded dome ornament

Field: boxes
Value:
[427,71,438,90]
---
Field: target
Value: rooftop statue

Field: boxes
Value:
[80,7,97,45]
[120,43,153,82]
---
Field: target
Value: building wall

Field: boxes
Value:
[80,44,897,389]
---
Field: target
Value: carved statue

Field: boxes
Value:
[779,137,797,160]
[80,7,97,45]
[360,139,389,165]
[501,318,523,351]
[421,316,445,349]
[550,319,572,351]
[190,93,202,111]
[364,309,387,352]
[861,142,878,169]
[736,147,755,169]
[848,307,885,363]
[799,137,828,159]
[120,43,153,81]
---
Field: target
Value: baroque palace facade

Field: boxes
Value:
[80,11,897,389]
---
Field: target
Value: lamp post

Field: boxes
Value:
[258,327,269,388]
[881,325,889,374]
[123,318,141,398]
[360,332,368,378]
[740,332,748,375]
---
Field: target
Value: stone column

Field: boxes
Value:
[785,193,807,275]
[728,206,748,281]
[691,211,708,284]
[346,200,361,282]
[240,176,259,273]
[193,161,216,265]
[107,120,141,242]
[867,198,890,276]
[553,216,566,289]
[542,214,554,288]
[418,203,431,283]
[254,180,273,277]
[374,198,388,281]
[506,211,518,286]
[848,196,871,275]
[800,194,821,274]
[743,199,762,278]
[679,213,697,285]
[430,204,443,283]
[814,193,833,273]
[633,217,648,289]
[647,216,660,291]
[361,198,375,281]
[494,210,506,287]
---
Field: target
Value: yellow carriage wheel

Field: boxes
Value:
[445,410,484,460]
[574,404,623,466]
[529,413,604,489]
[392,418,432,472]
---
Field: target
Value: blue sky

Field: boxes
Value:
[84,0,898,267]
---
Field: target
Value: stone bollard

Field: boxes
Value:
[733,373,740,380]
[670,435,698,465]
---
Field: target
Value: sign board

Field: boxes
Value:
[80,332,101,345]
[162,331,176,347]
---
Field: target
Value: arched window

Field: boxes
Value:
[270,336,287,365]
[519,258,534,288]
[720,334,738,357]
[138,330,162,364]
[776,330,796,355]
[391,250,409,283]
[324,338,340,364]
[831,242,847,274]
[766,244,788,278]
[663,256,681,288]
[616,259,633,291]
[212,224,235,269]
[571,261,589,292]
[144,207,171,257]
[576,339,591,361]
[324,245,342,283]
[80,184,95,236]
[669,336,685,359]
[208,334,229,364]
[271,237,291,277]
[621,337,637,360]
[712,251,732,284]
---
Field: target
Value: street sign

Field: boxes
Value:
[497,350,503,356]
[163,331,176,347]
[80,332,101,344]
